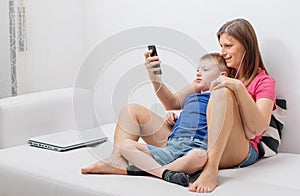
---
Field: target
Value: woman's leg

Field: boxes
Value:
[189,88,250,193]
[81,104,172,174]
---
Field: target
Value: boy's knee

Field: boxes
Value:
[122,103,142,113]
[120,103,146,119]
[188,149,207,160]
[185,149,208,171]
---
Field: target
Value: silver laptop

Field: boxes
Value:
[28,127,108,152]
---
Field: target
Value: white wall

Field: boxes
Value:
[2,0,298,153]
[85,0,300,153]
[0,0,11,98]
[17,0,86,94]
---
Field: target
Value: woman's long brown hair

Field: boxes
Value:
[217,18,268,87]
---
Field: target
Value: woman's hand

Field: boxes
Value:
[164,112,178,126]
[144,50,162,82]
[210,76,244,94]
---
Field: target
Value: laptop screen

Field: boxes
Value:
[28,127,108,151]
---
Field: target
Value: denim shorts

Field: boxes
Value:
[147,137,207,166]
[238,143,259,168]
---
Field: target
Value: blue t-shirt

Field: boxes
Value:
[168,92,210,140]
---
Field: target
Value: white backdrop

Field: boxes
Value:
[1,0,299,153]
[85,0,299,153]
[16,0,86,94]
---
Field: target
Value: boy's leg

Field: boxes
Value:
[120,139,164,176]
[121,139,189,187]
[81,104,172,174]
[161,149,207,174]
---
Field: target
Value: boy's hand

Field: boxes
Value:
[164,112,178,126]
[144,50,162,81]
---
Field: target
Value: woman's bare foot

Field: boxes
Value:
[188,167,218,193]
[81,154,128,175]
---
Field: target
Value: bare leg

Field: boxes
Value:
[162,149,207,174]
[120,139,190,186]
[189,88,249,193]
[120,139,164,177]
[120,138,207,177]
[81,104,171,174]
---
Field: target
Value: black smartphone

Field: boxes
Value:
[148,45,162,75]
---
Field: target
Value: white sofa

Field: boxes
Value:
[0,88,299,196]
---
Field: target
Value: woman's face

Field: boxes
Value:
[219,33,245,70]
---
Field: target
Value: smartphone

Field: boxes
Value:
[148,45,162,75]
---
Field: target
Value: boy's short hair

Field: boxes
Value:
[200,53,236,78]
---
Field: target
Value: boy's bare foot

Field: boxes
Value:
[81,155,128,175]
[188,167,218,193]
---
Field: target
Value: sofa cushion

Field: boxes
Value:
[0,123,300,196]
[259,98,287,157]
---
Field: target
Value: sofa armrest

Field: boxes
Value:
[0,88,94,149]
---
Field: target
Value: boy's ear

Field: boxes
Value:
[220,71,228,76]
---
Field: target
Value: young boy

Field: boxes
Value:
[119,53,235,186]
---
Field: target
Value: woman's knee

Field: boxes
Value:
[211,87,235,104]
[207,87,237,123]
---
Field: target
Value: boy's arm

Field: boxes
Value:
[144,51,198,110]
[155,82,196,110]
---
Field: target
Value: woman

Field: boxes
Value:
[188,18,275,193]
[81,18,276,193]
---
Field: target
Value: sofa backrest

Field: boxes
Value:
[0,70,297,154]
[90,54,297,154]
[0,88,94,149]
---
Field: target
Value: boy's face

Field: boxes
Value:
[194,59,221,91]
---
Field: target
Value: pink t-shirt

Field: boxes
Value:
[246,68,276,152]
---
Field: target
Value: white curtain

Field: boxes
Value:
[7,0,27,97]
[0,0,10,98]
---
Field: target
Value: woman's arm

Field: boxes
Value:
[212,76,274,136]
[234,83,274,136]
